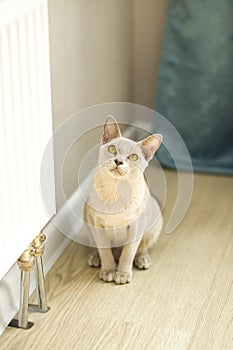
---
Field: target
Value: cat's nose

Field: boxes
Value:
[114,159,123,167]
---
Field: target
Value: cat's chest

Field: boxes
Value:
[87,172,150,228]
[95,204,142,228]
[89,187,149,229]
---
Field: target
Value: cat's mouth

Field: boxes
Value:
[110,168,123,176]
[109,167,127,177]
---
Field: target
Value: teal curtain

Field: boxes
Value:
[156,0,233,174]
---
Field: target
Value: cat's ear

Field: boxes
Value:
[102,115,122,144]
[138,134,163,161]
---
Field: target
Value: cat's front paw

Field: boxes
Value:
[87,253,101,267]
[114,270,132,284]
[134,254,151,270]
[99,269,115,282]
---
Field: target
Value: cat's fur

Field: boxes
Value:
[84,116,163,284]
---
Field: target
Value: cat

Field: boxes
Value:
[84,116,163,284]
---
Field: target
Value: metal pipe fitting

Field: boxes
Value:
[30,233,49,313]
[8,245,35,329]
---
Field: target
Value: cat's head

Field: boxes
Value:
[98,116,162,179]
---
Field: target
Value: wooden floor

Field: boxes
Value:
[1,169,233,350]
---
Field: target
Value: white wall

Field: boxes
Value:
[48,0,133,208]
[48,0,133,126]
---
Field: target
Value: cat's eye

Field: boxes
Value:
[108,145,116,154]
[128,154,138,161]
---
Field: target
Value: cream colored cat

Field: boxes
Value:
[84,116,163,284]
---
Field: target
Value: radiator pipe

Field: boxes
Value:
[18,245,34,328]
[31,233,49,313]
[14,245,35,329]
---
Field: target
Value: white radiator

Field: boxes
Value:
[0,0,56,280]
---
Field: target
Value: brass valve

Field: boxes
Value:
[31,233,46,257]
[17,245,34,271]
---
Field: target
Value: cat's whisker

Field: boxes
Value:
[94,185,105,189]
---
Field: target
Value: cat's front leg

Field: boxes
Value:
[115,239,141,284]
[88,225,116,282]
[98,248,116,282]
[87,249,101,267]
